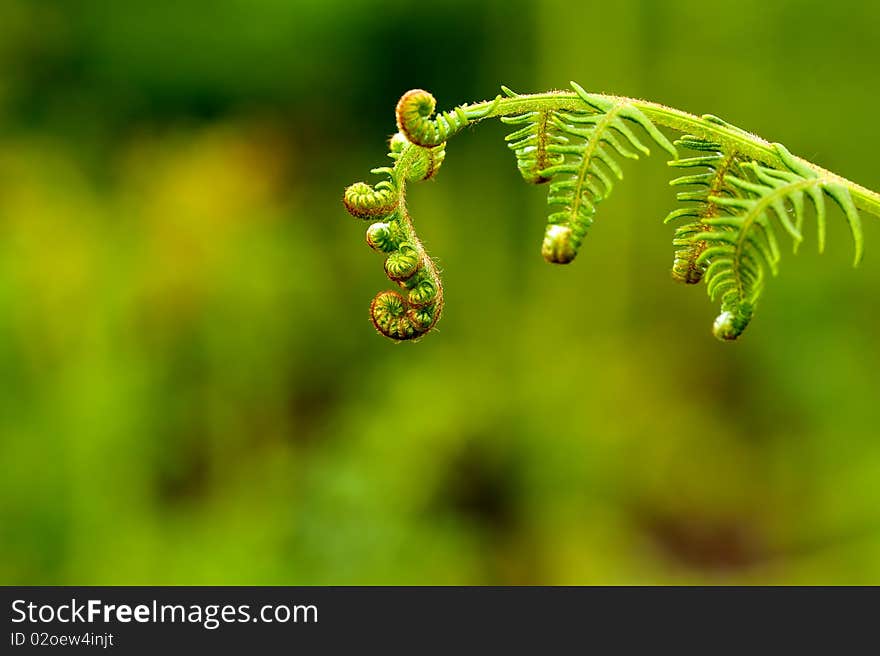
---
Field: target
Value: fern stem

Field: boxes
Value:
[468,92,880,218]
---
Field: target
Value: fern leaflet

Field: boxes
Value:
[526,82,678,263]
[664,133,748,284]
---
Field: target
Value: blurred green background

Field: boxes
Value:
[1,0,878,584]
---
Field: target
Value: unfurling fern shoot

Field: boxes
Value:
[344,84,880,342]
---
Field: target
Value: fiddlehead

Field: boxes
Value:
[345,84,880,342]
[343,181,399,219]
[396,89,501,147]
[343,133,444,341]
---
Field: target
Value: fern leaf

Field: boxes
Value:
[694,144,864,340]
[530,81,677,263]
[500,108,566,184]
[665,135,747,284]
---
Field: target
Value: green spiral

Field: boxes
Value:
[365,221,400,253]
[406,144,446,182]
[343,180,399,219]
[712,303,754,341]
[384,241,422,281]
[369,286,442,341]
[396,88,500,148]
[344,123,446,341]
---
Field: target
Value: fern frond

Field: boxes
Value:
[345,86,880,343]
[500,108,566,185]
[664,134,748,284]
[695,143,864,340]
[531,82,677,263]
[343,133,445,341]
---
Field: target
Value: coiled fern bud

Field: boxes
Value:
[541,225,576,264]
[370,288,441,341]
[713,304,754,341]
[365,221,400,253]
[396,88,500,148]
[396,89,465,147]
[344,131,445,341]
[343,181,399,219]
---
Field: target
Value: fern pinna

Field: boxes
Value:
[344,83,880,342]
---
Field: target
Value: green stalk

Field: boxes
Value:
[464,91,880,218]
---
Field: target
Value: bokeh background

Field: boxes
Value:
[1,0,879,584]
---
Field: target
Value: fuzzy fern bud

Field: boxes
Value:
[343,181,398,219]
[396,89,460,147]
[396,88,501,148]
[713,305,753,341]
[405,143,446,182]
[541,225,576,264]
[365,221,399,253]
